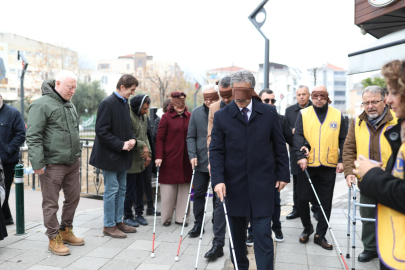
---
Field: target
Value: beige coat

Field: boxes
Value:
[207,100,222,155]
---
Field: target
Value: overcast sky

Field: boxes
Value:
[1,0,377,82]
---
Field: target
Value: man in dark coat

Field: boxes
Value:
[210,70,290,270]
[0,93,25,225]
[284,85,319,220]
[90,74,138,238]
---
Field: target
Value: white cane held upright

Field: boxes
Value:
[194,179,211,269]
[151,166,160,258]
[175,169,195,262]
[223,200,239,270]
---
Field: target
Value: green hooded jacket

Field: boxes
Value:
[128,95,151,174]
[26,80,81,170]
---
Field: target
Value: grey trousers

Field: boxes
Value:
[39,158,80,239]
[212,193,226,247]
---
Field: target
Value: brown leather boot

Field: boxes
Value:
[117,222,137,233]
[59,227,85,246]
[314,234,333,250]
[103,226,127,238]
[48,234,70,256]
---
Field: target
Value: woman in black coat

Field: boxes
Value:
[0,160,8,241]
[354,59,405,270]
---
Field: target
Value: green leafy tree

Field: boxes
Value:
[361,77,386,88]
[72,81,106,116]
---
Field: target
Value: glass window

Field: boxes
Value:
[138,60,142,67]
[334,81,346,86]
[127,64,130,70]
[9,50,17,54]
[357,91,362,96]
[335,101,346,105]
[210,74,218,79]
[335,91,345,96]
[102,76,108,84]
[334,71,345,76]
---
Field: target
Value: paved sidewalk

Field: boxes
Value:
[0,188,229,270]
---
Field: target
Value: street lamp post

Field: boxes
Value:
[17,51,29,116]
[248,0,269,89]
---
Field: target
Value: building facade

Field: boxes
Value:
[0,33,78,102]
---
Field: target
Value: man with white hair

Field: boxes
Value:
[27,70,84,255]
[343,85,397,262]
[186,84,219,238]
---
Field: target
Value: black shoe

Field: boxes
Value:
[204,245,224,260]
[211,215,214,224]
[188,225,204,238]
[299,225,314,244]
[286,210,300,220]
[175,221,188,227]
[274,230,284,242]
[314,234,333,250]
[246,234,253,246]
[358,250,378,262]
[146,208,161,216]
[135,215,148,226]
[313,212,319,221]
[4,217,14,226]
[123,218,139,227]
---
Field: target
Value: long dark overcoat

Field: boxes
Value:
[155,110,192,184]
[210,99,290,218]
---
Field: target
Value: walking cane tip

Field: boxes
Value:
[175,256,179,261]
[151,253,155,258]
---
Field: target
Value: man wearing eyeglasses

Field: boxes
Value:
[343,85,397,262]
[245,89,293,246]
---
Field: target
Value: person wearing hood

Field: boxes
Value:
[293,85,347,251]
[26,70,84,256]
[124,95,152,227]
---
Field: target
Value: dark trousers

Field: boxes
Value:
[212,193,226,247]
[192,171,210,226]
[297,166,336,236]
[229,215,274,270]
[124,172,144,219]
[2,162,18,220]
[248,187,281,235]
[293,171,320,213]
[142,163,154,209]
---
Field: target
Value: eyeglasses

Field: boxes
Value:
[361,99,384,106]
[264,99,276,104]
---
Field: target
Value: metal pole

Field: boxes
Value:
[17,51,29,118]
[14,164,25,235]
[264,39,269,89]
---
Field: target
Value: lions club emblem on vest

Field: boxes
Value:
[329,121,338,130]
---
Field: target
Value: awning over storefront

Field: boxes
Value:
[348,28,405,75]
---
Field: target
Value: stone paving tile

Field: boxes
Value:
[0,261,33,270]
[113,249,150,263]
[307,254,342,268]
[137,263,171,270]
[37,254,82,268]
[85,247,123,259]
[165,254,208,269]
[127,239,162,251]
[24,232,49,242]
[66,257,109,270]
[154,242,188,255]
[99,238,135,249]
[274,262,309,270]
[142,253,175,267]
[0,235,25,247]
[27,266,62,270]
[99,259,139,270]
[0,247,27,260]
[8,249,50,265]
[275,252,308,265]
[5,239,49,251]
[275,242,307,254]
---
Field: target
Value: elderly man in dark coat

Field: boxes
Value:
[210,70,290,270]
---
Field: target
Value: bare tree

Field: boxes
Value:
[309,66,321,86]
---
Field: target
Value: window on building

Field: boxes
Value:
[138,71,142,78]
[138,60,142,67]
[335,101,346,105]
[10,88,16,91]
[334,71,345,76]
[357,91,362,96]
[150,65,154,70]
[102,76,108,84]
[210,74,218,80]
[9,49,17,54]
[334,81,346,86]
[127,64,130,70]
[10,69,16,73]
[335,91,345,96]
[98,64,110,69]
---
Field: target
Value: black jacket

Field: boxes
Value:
[284,101,312,175]
[89,93,136,171]
[146,117,156,174]
[361,120,405,214]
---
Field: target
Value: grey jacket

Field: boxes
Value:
[186,105,209,173]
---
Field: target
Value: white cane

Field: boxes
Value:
[194,179,211,269]
[304,169,349,270]
[223,199,239,270]
[175,169,195,262]
[151,166,160,258]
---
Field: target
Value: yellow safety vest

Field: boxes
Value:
[301,106,341,168]
[377,142,405,269]
[354,112,397,168]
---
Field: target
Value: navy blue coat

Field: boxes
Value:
[0,104,26,164]
[210,99,290,218]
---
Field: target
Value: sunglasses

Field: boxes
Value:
[264,99,276,104]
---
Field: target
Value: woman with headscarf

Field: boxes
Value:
[155,92,193,226]
[354,59,405,270]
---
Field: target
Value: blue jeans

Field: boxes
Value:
[103,170,127,227]
[248,186,281,235]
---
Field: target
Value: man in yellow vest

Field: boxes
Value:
[343,85,397,262]
[294,85,347,250]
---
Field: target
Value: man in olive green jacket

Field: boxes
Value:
[26,71,83,256]
[123,95,152,227]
